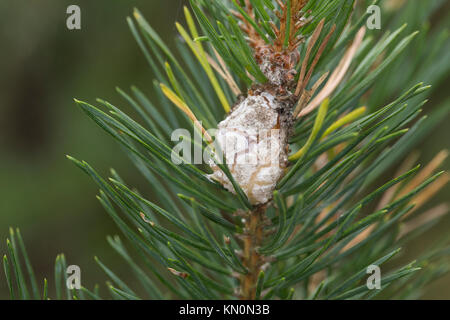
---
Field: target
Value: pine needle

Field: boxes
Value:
[321,106,367,139]
[160,83,213,143]
[289,98,329,161]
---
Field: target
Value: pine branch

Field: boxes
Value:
[2,0,449,301]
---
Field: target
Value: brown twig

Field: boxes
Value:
[398,203,449,239]
[295,19,325,96]
[207,47,242,96]
[301,24,336,92]
[239,205,267,299]
[293,71,329,117]
[298,27,366,117]
[398,150,448,198]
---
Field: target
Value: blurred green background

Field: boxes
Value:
[0,0,448,299]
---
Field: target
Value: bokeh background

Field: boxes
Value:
[0,0,448,299]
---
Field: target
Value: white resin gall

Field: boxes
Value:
[208,93,289,205]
